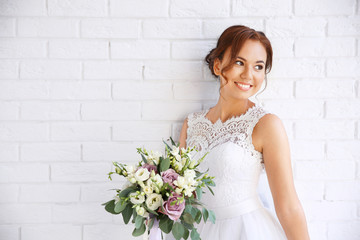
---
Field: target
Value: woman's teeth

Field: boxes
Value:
[235,82,251,90]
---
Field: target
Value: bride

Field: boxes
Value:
[174,25,310,240]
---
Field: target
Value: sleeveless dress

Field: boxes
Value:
[167,102,287,240]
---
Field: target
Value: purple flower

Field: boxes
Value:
[138,163,158,174]
[161,169,179,189]
[159,194,185,221]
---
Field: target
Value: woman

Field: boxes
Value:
[177,25,310,239]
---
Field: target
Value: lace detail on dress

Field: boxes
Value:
[186,103,271,169]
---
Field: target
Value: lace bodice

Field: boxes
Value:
[185,103,272,207]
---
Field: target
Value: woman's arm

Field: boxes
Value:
[179,117,188,150]
[259,113,310,240]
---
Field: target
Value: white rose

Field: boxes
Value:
[134,168,150,182]
[143,185,153,196]
[129,192,145,204]
[145,193,163,211]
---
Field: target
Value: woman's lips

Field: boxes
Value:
[235,82,252,91]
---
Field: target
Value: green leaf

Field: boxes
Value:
[122,204,133,224]
[182,212,195,225]
[206,185,214,195]
[141,154,147,164]
[160,157,170,172]
[148,217,155,230]
[132,222,146,237]
[119,187,136,198]
[183,228,190,240]
[135,215,144,229]
[144,205,159,216]
[202,208,209,223]
[172,222,185,240]
[190,228,200,240]
[101,199,114,206]
[104,200,119,215]
[162,139,173,151]
[114,201,128,213]
[159,216,173,234]
[195,187,202,200]
[194,209,202,224]
[208,209,216,224]
[169,136,176,146]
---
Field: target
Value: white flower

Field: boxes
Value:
[114,195,120,204]
[184,187,195,197]
[189,159,197,168]
[136,206,149,218]
[170,146,179,156]
[129,192,145,204]
[134,168,150,182]
[125,165,136,175]
[174,161,183,171]
[145,193,163,211]
[143,185,153,196]
[174,176,186,188]
[129,177,137,184]
[147,150,162,165]
[184,169,196,179]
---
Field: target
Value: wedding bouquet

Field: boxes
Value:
[102,137,216,240]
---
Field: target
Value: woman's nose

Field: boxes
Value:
[240,66,252,80]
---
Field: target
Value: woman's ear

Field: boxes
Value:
[213,58,221,76]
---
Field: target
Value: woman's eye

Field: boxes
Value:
[255,65,264,70]
[235,61,244,66]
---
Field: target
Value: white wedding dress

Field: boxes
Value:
[165,103,287,240]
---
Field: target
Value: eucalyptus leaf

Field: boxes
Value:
[194,209,202,224]
[190,228,200,240]
[148,217,155,230]
[183,228,190,240]
[104,200,119,215]
[172,222,185,240]
[206,185,214,195]
[122,204,133,224]
[182,212,195,224]
[135,215,144,229]
[195,187,202,200]
[208,209,216,224]
[202,208,209,223]
[132,222,146,237]
[114,201,127,213]
[160,157,170,172]
[119,187,136,198]
[159,216,173,234]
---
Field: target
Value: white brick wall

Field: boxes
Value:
[0,0,358,239]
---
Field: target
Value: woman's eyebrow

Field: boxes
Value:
[237,56,265,64]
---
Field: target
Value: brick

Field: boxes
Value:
[325,181,360,200]
[22,225,81,240]
[111,40,170,59]
[0,0,46,16]
[0,81,48,100]
[20,102,80,120]
[81,19,138,38]
[0,18,15,36]
[49,82,111,100]
[81,183,121,202]
[295,0,355,16]
[110,0,168,17]
[296,120,354,140]
[84,61,142,80]
[0,225,18,240]
[0,60,18,79]
[18,18,79,37]
[0,123,48,141]
[172,40,216,60]
[144,61,202,80]
[83,224,133,240]
[327,141,360,160]
[295,160,355,180]
[262,99,323,119]
[19,184,80,203]
[171,0,229,17]
[296,80,355,98]
[294,181,324,201]
[326,99,360,119]
[295,37,355,57]
[48,0,107,17]
[113,81,173,100]
[82,142,140,162]
[173,82,218,100]
[290,140,325,160]
[0,143,18,162]
[233,0,291,16]
[0,102,19,120]
[51,163,110,182]
[270,58,324,78]
[203,19,264,38]
[328,221,360,240]
[270,37,294,58]
[0,185,18,202]
[113,122,171,141]
[142,102,202,121]
[0,39,46,58]
[49,40,108,59]
[327,58,360,77]
[52,203,111,223]
[81,102,141,120]
[304,201,357,221]
[0,204,51,224]
[266,17,326,37]
[254,79,293,99]
[21,143,80,161]
[51,123,110,141]
[307,222,327,240]
[329,16,360,36]
[143,19,201,39]
[0,164,49,183]
[20,61,81,79]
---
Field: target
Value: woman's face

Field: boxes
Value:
[214,39,267,100]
